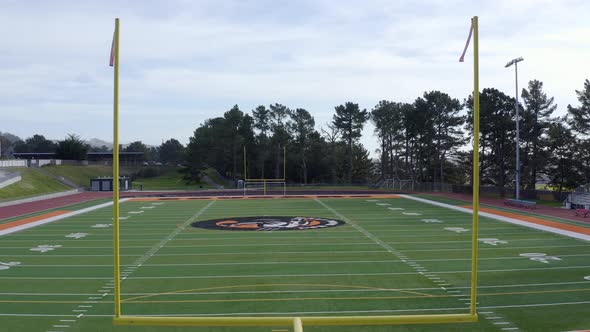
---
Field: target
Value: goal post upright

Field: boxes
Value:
[111,17,122,320]
[469,15,480,317]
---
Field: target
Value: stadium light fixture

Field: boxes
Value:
[505,57,524,200]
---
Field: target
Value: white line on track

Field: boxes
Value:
[0,199,130,236]
[400,194,590,241]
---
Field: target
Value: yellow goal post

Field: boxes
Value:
[111,16,482,331]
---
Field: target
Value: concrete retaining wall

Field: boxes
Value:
[0,172,21,189]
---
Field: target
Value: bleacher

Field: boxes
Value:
[503,198,537,209]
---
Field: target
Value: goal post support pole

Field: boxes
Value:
[469,15,480,317]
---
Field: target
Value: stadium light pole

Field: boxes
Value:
[505,57,524,200]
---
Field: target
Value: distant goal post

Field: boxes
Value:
[384,179,416,191]
[242,145,287,196]
[243,180,286,196]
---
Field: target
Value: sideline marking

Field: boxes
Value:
[0,211,71,232]
[0,200,130,236]
[400,195,590,241]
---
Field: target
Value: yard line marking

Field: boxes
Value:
[3,264,590,280]
[1,299,589,317]
[494,322,510,325]
[53,325,69,328]
[314,198,473,310]
[487,316,502,319]
[41,199,217,332]
[18,256,567,268]
[501,328,519,331]
[59,320,75,322]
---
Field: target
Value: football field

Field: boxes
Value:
[0,195,589,331]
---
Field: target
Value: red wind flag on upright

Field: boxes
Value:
[459,18,474,62]
[109,30,116,67]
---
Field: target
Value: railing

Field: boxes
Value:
[0,159,27,167]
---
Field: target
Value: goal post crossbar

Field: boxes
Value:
[243,180,286,196]
[114,313,478,327]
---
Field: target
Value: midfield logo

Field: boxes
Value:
[193,216,345,231]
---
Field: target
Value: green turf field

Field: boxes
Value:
[0,195,588,331]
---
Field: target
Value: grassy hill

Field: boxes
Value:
[133,169,213,190]
[0,168,70,201]
[43,165,115,187]
[43,165,214,190]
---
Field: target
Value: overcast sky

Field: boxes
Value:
[1,0,588,155]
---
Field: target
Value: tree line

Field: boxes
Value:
[2,78,588,191]
[0,133,185,166]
